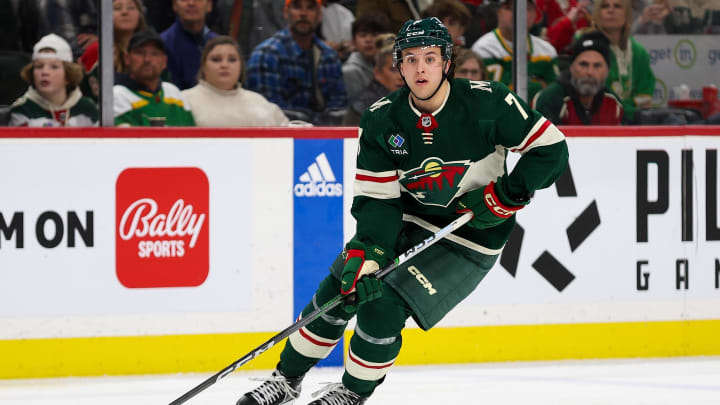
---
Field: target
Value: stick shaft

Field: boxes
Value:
[169,212,472,405]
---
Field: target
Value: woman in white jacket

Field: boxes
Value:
[182,36,289,127]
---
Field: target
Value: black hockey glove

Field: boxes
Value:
[456,177,529,229]
[340,240,388,313]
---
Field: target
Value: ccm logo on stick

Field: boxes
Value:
[116,167,209,288]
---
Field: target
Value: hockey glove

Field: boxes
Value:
[340,241,388,313]
[456,178,528,229]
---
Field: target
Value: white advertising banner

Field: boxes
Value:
[635,35,720,106]
[345,134,720,328]
[2,133,719,340]
[446,135,720,326]
[0,138,294,339]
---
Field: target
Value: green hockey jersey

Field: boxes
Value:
[113,75,195,127]
[607,37,655,122]
[471,29,559,101]
[352,78,568,258]
[9,87,98,127]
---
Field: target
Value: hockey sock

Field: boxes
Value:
[280,275,353,377]
[342,286,409,396]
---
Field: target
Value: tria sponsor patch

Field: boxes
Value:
[116,167,209,288]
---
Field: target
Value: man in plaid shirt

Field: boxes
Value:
[246,0,347,125]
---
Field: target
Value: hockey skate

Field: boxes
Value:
[307,382,368,405]
[236,368,304,405]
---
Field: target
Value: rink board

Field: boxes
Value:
[0,126,719,378]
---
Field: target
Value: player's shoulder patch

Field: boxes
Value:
[452,78,498,104]
[468,80,493,93]
[368,96,392,113]
[361,87,407,123]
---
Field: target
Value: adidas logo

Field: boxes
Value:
[294,153,343,197]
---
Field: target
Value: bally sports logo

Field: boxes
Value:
[116,167,209,288]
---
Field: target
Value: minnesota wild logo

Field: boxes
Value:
[400,157,470,207]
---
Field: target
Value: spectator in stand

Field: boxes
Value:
[453,46,487,81]
[182,36,289,126]
[631,0,693,33]
[320,0,356,61]
[463,0,500,47]
[533,31,623,125]
[591,0,655,122]
[78,0,147,102]
[471,0,558,101]
[247,0,347,126]
[547,0,592,55]
[145,0,222,36]
[9,34,98,127]
[342,33,404,126]
[114,30,195,126]
[355,0,424,33]
[161,0,219,90]
[220,0,286,61]
[535,0,567,29]
[37,0,99,58]
[342,16,388,104]
[422,0,472,45]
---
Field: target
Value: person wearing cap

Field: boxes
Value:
[235,17,567,405]
[246,0,347,126]
[471,0,559,101]
[161,0,219,90]
[9,34,98,127]
[532,31,623,125]
[113,30,195,127]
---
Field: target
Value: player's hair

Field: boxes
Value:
[20,59,84,93]
[197,35,246,85]
[421,0,471,28]
[591,0,632,49]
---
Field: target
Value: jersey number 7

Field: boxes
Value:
[505,93,529,120]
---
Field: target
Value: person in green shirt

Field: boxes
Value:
[589,0,655,122]
[113,30,195,127]
[9,34,98,127]
[471,0,559,101]
[235,17,568,405]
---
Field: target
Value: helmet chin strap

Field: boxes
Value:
[401,60,451,102]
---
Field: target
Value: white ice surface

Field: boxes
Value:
[1,357,720,404]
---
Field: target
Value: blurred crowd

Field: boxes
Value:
[0,0,718,128]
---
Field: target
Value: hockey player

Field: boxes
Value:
[237,17,568,405]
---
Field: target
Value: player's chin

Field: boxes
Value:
[409,84,431,98]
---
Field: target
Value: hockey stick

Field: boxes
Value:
[169,211,473,405]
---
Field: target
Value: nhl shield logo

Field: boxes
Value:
[400,157,470,207]
[416,113,438,132]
